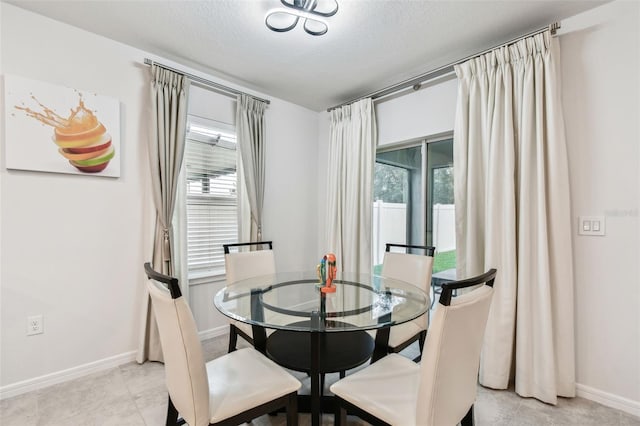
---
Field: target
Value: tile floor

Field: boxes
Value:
[1,335,638,426]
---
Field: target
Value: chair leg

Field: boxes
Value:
[286,391,298,426]
[320,373,325,396]
[335,403,347,426]
[166,395,179,426]
[419,329,427,350]
[413,330,428,362]
[461,404,474,426]
[339,370,346,379]
[228,324,238,353]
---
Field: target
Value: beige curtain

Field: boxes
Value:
[454,31,575,404]
[137,65,189,363]
[326,98,377,274]
[236,94,267,242]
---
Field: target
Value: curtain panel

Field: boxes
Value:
[326,98,377,274]
[137,65,189,363]
[453,31,575,404]
[236,94,267,242]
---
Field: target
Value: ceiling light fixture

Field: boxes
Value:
[265,0,338,36]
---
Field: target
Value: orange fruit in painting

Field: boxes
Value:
[53,123,107,148]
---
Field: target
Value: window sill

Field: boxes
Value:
[188,269,226,286]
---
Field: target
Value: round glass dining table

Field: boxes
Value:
[214,271,429,426]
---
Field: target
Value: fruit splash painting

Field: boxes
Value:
[5,75,120,177]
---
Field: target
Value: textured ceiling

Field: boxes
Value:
[5,0,606,111]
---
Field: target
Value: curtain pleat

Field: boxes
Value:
[236,94,267,242]
[326,98,377,274]
[137,65,189,363]
[454,31,575,404]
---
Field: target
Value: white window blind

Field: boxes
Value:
[184,118,238,278]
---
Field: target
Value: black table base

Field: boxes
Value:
[265,321,374,426]
[266,321,374,373]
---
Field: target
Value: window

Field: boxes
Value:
[183,116,238,279]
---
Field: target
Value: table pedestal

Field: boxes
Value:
[266,321,374,426]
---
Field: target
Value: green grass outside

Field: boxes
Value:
[373,250,456,275]
[432,250,456,274]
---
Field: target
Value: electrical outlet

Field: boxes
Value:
[27,315,43,336]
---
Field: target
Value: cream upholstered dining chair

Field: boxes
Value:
[331,268,497,426]
[144,262,301,426]
[376,243,435,362]
[223,241,276,352]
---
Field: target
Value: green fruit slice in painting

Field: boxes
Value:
[69,146,115,173]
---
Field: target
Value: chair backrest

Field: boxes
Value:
[384,243,436,257]
[415,269,497,426]
[382,245,435,330]
[382,243,435,293]
[223,241,276,284]
[143,263,209,426]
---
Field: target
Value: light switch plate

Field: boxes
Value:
[579,216,605,236]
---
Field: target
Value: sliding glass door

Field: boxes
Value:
[425,139,456,274]
[373,145,423,272]
[373,138,455,275]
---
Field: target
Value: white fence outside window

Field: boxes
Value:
[432,203,456,252]
[372,201,406,265]
[372,202,456,265]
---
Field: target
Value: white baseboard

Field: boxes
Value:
[0,350,137,400]
[576,383,640,418]
[198,325,229,341]
[0,327,229,401]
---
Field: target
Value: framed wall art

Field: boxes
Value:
[4,74,120,177]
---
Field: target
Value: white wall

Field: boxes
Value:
[188,85,236,124]
[0,3,318,395]
[262,98,319,272]
[0,3,152,393]
[376,76,457,146]
[560,0,640,411]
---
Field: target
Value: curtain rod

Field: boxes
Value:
[143,58,271,105]
[327,22,560,112]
